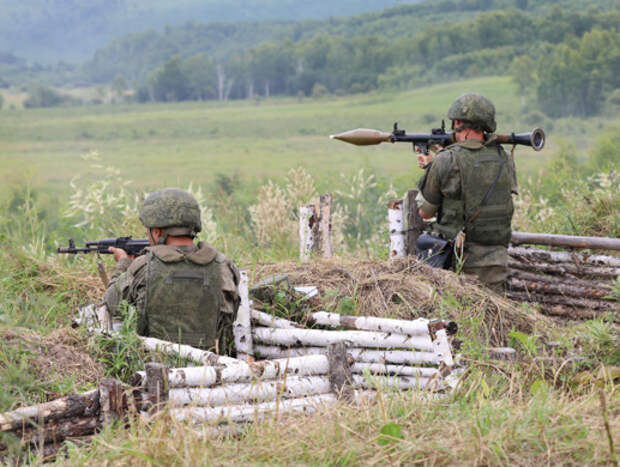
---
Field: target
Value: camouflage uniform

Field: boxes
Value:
[104,188,240,355]
[416,94,517,289]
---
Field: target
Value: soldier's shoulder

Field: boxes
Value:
[127,254,148,276]
[430,149,457,176]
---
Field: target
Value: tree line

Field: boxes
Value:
[134,6,619,117]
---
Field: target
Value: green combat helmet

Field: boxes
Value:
[139,188,202,240]
[447,93,496,133]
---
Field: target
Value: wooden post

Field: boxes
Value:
[299,204,318,261]
[327,342,353,401]
[145,362,168,412]
[406,189,424,256]
[318,194,333,258]
[99,379,125,425]
[387,199,406,259]
[234,270,253,361]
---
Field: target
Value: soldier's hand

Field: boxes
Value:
[109,247,130,262]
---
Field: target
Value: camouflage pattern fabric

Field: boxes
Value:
[417,137,516,288]
[139,188,202,233]
[447,93,496,133]
[104,243,240,355]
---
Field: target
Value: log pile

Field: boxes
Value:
[507,246,619,320]
[0,380,127,462]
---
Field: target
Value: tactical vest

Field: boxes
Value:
[144,243,224,349]
[435,139,514,246]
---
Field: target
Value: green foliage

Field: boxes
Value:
[377,422,404,446]
[23,85,79,108]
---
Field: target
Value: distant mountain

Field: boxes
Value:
[0,0,422,63]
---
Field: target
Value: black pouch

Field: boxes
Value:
[416,233,453,269]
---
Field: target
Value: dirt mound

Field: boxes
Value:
[1,327,103,395]
[255,257,550,345]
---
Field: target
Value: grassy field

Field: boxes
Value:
[1,76,615,202]
[0,76,618,465]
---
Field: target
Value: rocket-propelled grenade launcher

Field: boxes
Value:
[330,122,545,154]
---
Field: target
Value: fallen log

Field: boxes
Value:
[171,394,337,423]
[136,355,331,388]
[508,278,614,299]
[508,247,620,268]
[537,305,601,320]
[139,336,238,366]
[511,232,620,251]
[506,291,618,312]
[168,376,332,406]
[250,309,302,329]
[509,270,612,292]
[351,363,439,378]
[306,312,431,336]
[507,258,620,279]
[14,416,100,445]
[252,327,434,352]
[0,390,99,432]
[253,345,441,365]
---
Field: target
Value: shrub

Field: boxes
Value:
[23,85,79,108]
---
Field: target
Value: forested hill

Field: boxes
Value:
[0,0,422,63]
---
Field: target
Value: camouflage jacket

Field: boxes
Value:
[104,243,240,355]
[415,136,518,287]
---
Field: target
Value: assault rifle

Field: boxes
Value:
[57,237,149,255]
[330,122,545,154]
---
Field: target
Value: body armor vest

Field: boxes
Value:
[435,139,514,246]
[144,243,223,349]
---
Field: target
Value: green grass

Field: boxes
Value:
[1,76,615,201]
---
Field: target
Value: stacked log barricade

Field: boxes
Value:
[390,190,619,320]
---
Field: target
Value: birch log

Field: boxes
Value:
[139,336,239,366]
[431,329,454,367]
[351,363,439,377]
[508,247,620,268]
[234,271,253,361]
[508,269,612,290]
[388,199,406,259]
[508,278,614,299]
[307,312,431,336]
[506,291,617,311]
[507,258,620,280]
[510,232,620,251]
[171,394,337,423]
[351,374,434,390]
[252,327,435,352]
[168,376,332,406]
[319,194,333,258]
[253,345,441,365]
[0,390,99,432]
[299,204,318,261]
[138,355,331,388]
[250,309,302,329]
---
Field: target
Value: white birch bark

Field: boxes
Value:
[508,247,620,268]
[351,363,439,378]
[234,271,253,361]
[308,311,431,336]
[299,204,317,261]
[138,354,330,388]
[253,345,440,365]
[252,327,434,352]
[351,374,435,390]
[139,336,239,366]
[250,309,301,329]
[431,329,454,367]
[388,199,406,259]
[168,376,331,406]
[171,394,337,423]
